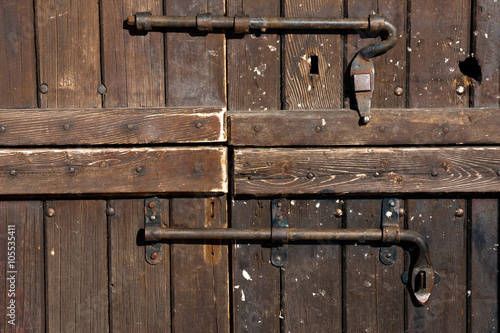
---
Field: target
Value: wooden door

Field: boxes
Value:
[0,0,498,332]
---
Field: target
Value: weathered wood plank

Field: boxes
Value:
[232,200,280,332]
[45,200,108,332]
[0,107,226,146]
[0,147,227,195]
[344,199,405,332]
[227,0,280,111]
[0,201,44,332]
[229,108,500,146]
[0,1,37,108]
[108,198,170,332]
[282,0,343,109]
[234,147,500,195]
[100,0,165,108]
[282,199,342,332]
[473,0,500,106]
[35,0,101,108]
[406,199,467,332]
[171,197,229,332]
[470,199,498,332]
[408,0,470,108]
[165,0,226,107]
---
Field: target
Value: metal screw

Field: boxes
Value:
[136,166,143,173]
[315,126,322,132]
[394,86,404,96]
[106,207,115,216]
[9,170,16,176]
[497,170,500,176]
[46,208,56,217]
[39,84,49,94]
[374,172,380,177]
[150,252,159,260]
[277,202,282,207]
[378,126,386,133]
[63,124,70,131]
[334,208,343,218]
[0,126,6,133]
[69,167,76,174]
[149,201,156,209]
[195,122,202,128]
[275,255,281,261]
[97,84,107,95]
[389,200,396,207]
[455,208,464,217]
[456,85,466,95]
[307,172,314,179]
[150,215,156,221]
[442,126,449,134]
[253,125,261,132]
[127,124,134,130]
[431,170,438,177]
[385,252,392,258]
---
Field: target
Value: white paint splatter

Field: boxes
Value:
[50,249,55,256]
[242,270,253,281]
[268,45,277,52]
[321,118,326,126]
[241,290,246,301]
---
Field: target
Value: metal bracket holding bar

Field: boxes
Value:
[145,197,162,265]
[379,198,400,265]
[126,12,397,124]
[271,198,289,267]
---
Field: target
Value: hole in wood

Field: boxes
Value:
[310,55,319,75]
[459,56,482,83]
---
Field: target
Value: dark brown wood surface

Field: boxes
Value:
[229,108,500,146]
[234,147,500,195]
[108,198,171,332]
[0,107,225,146]
[0,147,227,195]
[0,201,44,333]
[471,199,498,332]
[45,200,109,332]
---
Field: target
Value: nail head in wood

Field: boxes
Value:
[46,208,56,217]
[39,84,49,94]
[456,85,466,95]
[455,208,464,217]
[394,86,403,96]
[334,208,343,218]
[106,207,115,216]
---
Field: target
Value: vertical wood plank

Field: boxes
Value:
[35,0,101,108]
[227,0,281,111]
[108,199,170,332]
[282,0,344,109]
[344,199,405,332]
[232,200,280,332]
[45,200,108,332]
[347,0,407,108]
[100,0,165,108]
[165,0,226,107]
[470,199,498,332]
[407,199,467,332]
[0,1,38,108]
[171,197,229,332]
[282,199,342,332]
[408,0,471,108]
[0,201,44,332]
[473,0,500,106]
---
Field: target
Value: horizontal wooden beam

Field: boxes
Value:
[0,107,225,145]
[229,108,500,146]
[234,147,500,195]
[0,147,227,195]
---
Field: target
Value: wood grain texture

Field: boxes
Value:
[165,0,226,107]
[0,201,44,332]
[232,200,280,333]
[234,147,500,195]
[347,0,407,108]
[282,0,343,109]
[406,199,467,333]
[344,199,404,333]
[0,1,37,108]
[0,107,226,146]
[45,200,108,332]
[229,108,500,146]
[108,198,170,332]
[170,197,229,332]
[408,0,470,108]
[470,199,498,332]
[473,0,500,106]
[0,147,227,195]
[282,199,342,332]
[35,0,101,108]
[100,0,165,108]
[227,0,281,111]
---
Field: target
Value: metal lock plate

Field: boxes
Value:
[271,198,289,267]
[145,197,162,264]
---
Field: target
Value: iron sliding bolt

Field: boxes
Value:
[144,226,434,306]
[126,12,398,124]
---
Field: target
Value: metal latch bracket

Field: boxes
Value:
[271,198,289,267]
[145,197,162,264]
[379,198,401,265]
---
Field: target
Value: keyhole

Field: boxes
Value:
[310,55,319,75]
[415,270,426,292]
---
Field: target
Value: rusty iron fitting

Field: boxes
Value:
[382,226,400,243]
[234,15,251,34]
[368,14,384,35]
[197,13,213,31]
[271,227,289,245]
[132,12,152,31]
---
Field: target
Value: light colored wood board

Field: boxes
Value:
[45,200,108,332]
[234,147,500,195]
[0,1,37,108]
[0,147,228,194]
[229,108,500,146]
[282,0,343,109]
[0,107,226,145]
[100,0,165,108]
[108,198,170,332]
[35,0,101,108]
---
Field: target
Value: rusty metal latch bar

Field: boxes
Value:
[126,12,397,124]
